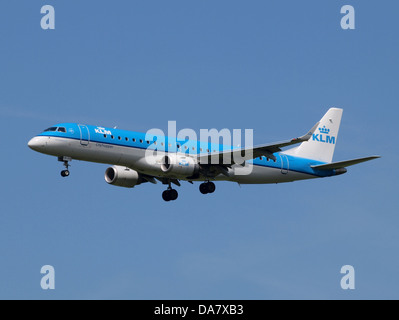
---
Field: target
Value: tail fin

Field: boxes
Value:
[284,108,343,163]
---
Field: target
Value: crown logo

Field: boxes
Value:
[319,126,330,134]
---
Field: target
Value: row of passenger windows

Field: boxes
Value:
[258,156,275,162]
[102,134,217,152]
[103,134,150,145]
[43,128,276,159]
[102,133,276,160]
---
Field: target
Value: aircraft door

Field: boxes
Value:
[78,125,90,146]
[280,154,289,174]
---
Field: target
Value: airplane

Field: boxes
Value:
[28,108,380,201]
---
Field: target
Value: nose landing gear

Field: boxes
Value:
[61,170,70,177]
[58,156,72,178]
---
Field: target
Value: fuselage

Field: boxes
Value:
[28,123,337,184]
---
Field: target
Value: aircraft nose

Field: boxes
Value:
[28,137,46,151]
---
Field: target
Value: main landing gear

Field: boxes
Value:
[162,180,179,202]
[199,181,216,195]
[162,181,216,201]
[162,188,178,202]
[58,156,72,178]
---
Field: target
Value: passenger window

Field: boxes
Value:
[125,137,128,141]
[140,139,143,143]
[104,134,107,138]
[147,141,150,144]
[133,138,136,142]
[111,135,114,139]
[118,136,121,140]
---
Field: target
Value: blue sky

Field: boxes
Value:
[0,0,398,299]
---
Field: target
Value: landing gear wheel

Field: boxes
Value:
[162,190,171,202]
[200,182,216,194]
[61,170,70,177]
[162,189,179,202]
[207,182,216,193]
[200,183,209,194]
[169,189,178,201]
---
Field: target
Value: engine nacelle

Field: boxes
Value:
[105,166,143,188]
[161,155,199,177]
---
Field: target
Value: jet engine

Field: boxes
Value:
[105,166,143,188]
[161,155,199,177]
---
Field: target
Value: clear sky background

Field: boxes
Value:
[0,1,398,299]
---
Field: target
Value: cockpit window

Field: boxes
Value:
[57,127,66,133]
[44,127,57,132]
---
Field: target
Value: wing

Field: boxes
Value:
[197,122,319,165]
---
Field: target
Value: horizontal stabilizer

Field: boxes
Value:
[311,156,381,170]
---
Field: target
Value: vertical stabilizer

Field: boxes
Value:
[284,108,343,163]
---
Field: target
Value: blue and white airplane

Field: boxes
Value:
[28,108,379,201]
